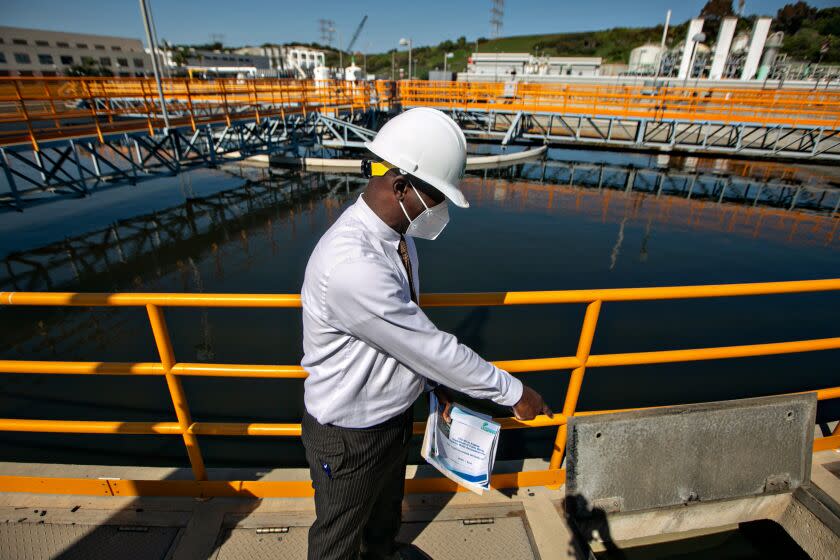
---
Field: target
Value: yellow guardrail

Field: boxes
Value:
[400,81,840,129]
[3,76,840,152]
[0,77,393,150]
[0,278,839,497]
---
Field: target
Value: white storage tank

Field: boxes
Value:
[731,33,750,55]
[344,63,364,82]
[629,44,664,73]
[313,65,331,81]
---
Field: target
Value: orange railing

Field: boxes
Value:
[0,77,393,150]
[0,279,838,497]
[399,81,840,129]
[3,77,840,153]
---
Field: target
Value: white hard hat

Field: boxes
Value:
[364,108,469,208]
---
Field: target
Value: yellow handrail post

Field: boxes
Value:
[219,79,232,127]
[139,79,155,136]
[82,80,105,144]
[43,80,61,132]
[146,303,208,481]
[14,79,39,152]
[549,299,602,470]
[183,78,196,131]
[250,79,261,125]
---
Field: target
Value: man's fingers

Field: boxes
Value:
[442,401,453,423]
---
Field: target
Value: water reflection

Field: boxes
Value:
[0,150,837,468]
[4,154,836,296]
[1,171,366,293]
[461,178,837,250]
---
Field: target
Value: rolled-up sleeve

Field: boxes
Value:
[325,256,523,407]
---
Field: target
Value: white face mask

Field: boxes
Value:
[399,186,450,240]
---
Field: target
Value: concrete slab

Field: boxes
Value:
[0,474,577,559]
[0,446,837,560]
[566,394,817,515]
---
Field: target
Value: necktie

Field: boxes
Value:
[397,235,418,304]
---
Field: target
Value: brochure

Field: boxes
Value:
[421,392,501,494]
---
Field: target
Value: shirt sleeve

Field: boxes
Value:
[324,256,523,407]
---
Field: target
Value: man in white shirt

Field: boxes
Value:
[300,108,552,560]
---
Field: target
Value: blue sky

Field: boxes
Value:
[4,0,838,52]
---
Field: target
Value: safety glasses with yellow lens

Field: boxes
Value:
[361,159,397,178]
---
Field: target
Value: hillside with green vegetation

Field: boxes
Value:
[317,2,838,79]
[157,2,837,81]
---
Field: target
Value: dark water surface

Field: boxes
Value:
[0,148,838,468]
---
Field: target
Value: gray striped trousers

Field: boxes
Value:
[302,408,413,560]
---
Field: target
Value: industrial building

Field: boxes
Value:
[159,47,274,78]
[0,26,151,77]
[460,52,602,82]
[626,14,837,83]
[234,45,326,78]
[152,44,326,79]
[0,26,327,80]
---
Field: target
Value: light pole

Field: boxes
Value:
[399,37,412,79]
[443,52,454,75]
[138,0,170,130]
[684,32,706,86]
[654,9,671,80]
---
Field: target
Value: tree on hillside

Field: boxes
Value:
[701,0,734,20]
[776,2,818,35]
[700,0,735,39]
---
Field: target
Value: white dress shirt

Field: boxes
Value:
[300,195,523,428]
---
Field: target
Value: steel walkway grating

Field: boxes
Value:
[398,517,537,559]
[208,515,537,559]
[0,523,180,560]
[211,527,309,560]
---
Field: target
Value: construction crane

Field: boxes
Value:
[346,15,368,53]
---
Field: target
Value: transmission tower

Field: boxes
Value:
[490,0,504,39]
[319,19,335,46]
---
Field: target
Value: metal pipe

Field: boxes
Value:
[654,9,671,79]
[138,0,170,130]
[147,0,168,79]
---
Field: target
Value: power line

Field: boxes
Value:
[318,19,335,47]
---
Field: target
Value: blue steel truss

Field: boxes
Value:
[0,110,378,211]
[442,109,840,161]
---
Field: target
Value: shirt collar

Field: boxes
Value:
[354,195,401,243]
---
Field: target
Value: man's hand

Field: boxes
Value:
[513,384,553,421]
[433,385,454,423]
